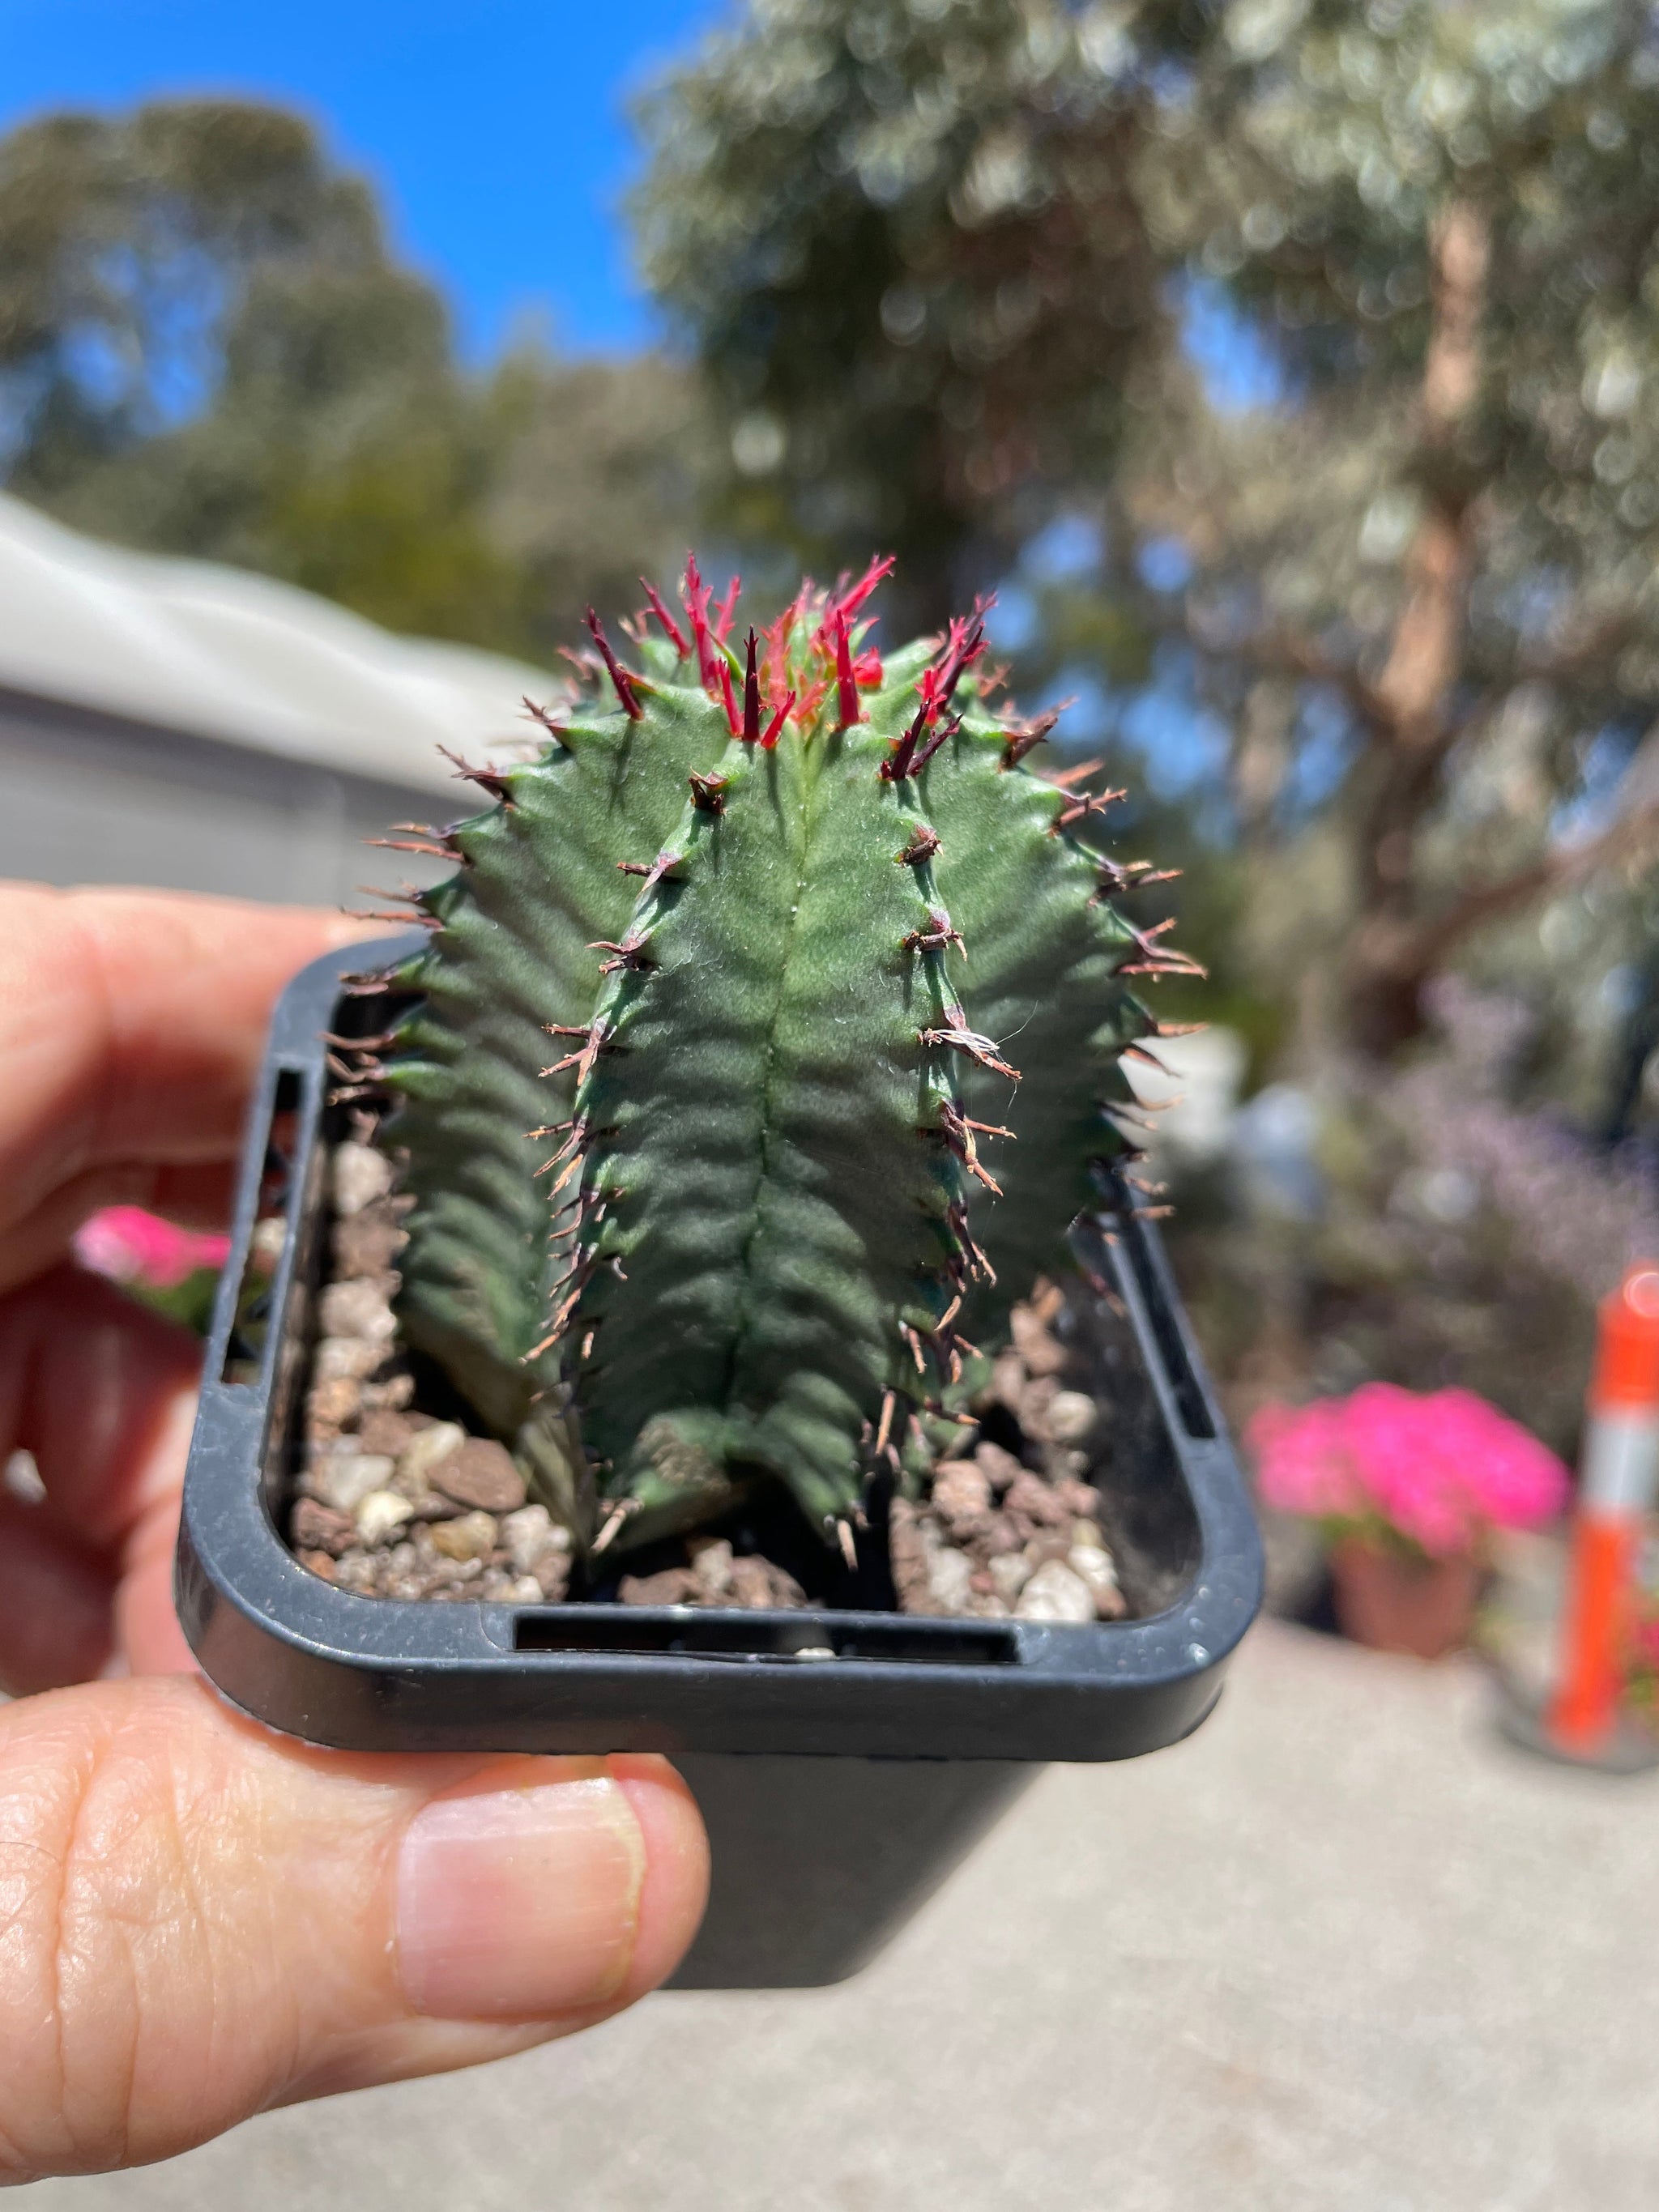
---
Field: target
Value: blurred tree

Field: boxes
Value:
[634,0,1659,1062]
[0,99,705,654]
[633,0,1204,632]
[1141,0,1659,1057]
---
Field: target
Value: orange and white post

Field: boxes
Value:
[1547,1264,1659,1758]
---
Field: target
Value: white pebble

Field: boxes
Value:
[332,1143,393,1217]
[689,1536,735,1599]
[1046,1391,1098,1443]
[1068,1536,1125,1619]
[429,1510,497,1562]
[1015,1559,1097,1624]
[313,1335,386,1382]
[500,1503,572,1576]
[925,1545,975,1614]
[312,1453,396,1512]
[355,1489,416,1545]
[396,1421,467,1487]
[318,1279,397,1343]
[989,1551,1033,1605]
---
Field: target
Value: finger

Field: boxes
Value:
[2,1161,237,1300]
[0,1498,113,1693]
[0,1679,709,2183]
[0,885,377,1290]
[0,1264,199,1549]
[0,1266,202,1686]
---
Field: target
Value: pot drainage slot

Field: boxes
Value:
[513,1614,1018,1664]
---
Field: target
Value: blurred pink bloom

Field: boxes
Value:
[1248,1383,1569,1557]
[75,1207,230,1289]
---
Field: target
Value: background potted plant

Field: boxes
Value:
[177,558,1264,1986]
[1248,1383,1569,1660]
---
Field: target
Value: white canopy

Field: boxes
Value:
[0,491,559,795]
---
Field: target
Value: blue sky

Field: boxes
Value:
[3,0,726,356]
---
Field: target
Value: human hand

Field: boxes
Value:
[0,885,708,2182]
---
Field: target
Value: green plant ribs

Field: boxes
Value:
[373,560,1182,1549]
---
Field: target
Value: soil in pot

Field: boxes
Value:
[1328,1535,1482,1660]
[284,1136,1148,1624]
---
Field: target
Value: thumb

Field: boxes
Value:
[0,1676,708,2182]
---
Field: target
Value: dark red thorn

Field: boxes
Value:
[1117,957,1209,979]
[616,847,683,893]
[353,881,426,906]
[437,744,515,804]
[833,609,860,727]
[1000,706,1066,769]
[1049,755,1105,789]
[640,577,690,656]
[901,906,965,958]
[558,645,603,684]
[322,1027,399,1051]
[717,655,740,734]
[741,629,761,744]
[365,836,461,863]
[683,552,719,693]
[895,825,940,865]
[584,607,644,719]
[689,770,729,812]
[522,696,572,748]
[348,910,438,930]
[713,573,742,641]
[590,933,655,974]
[760,690,795,749]
[933,599,991,711]
[934,1102,1004,1195]
[910,712,962,777]
[1125,1171,1171,1197]
[919,1025,1020,1080]
[1052,788,1127,833]
[1122,1042,1174,1076]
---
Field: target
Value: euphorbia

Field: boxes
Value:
[343,557,1192,1554]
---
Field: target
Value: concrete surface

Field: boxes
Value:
[26,1622,1659,2210]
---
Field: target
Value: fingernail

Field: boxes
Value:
[396,1758,646,2020]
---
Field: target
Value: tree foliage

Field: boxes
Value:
[0,98,705,654]
[633,0,1659,1063]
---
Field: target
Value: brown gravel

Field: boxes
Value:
[288,1143,1124,1620]
[429,1438,527,1514]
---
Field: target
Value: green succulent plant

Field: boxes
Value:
[358,558,1190,1556]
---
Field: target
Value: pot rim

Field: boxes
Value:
[177,934,1264,1761]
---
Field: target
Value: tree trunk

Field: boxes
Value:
[1343,199,1489,1058]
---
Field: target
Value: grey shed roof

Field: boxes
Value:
[0,491,561,795]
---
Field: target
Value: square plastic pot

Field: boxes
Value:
[176,936,1264,1987]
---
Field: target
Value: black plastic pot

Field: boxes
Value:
[176,936,1263,1988]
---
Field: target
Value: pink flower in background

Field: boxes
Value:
[75,1207,230,1289]
[1248,1383,1570,1558]
[1244,1399,1361,1519]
